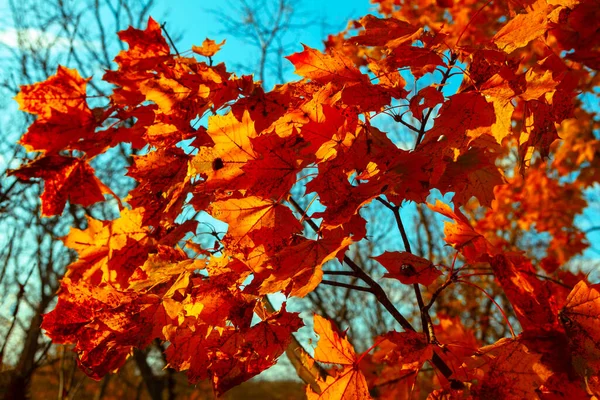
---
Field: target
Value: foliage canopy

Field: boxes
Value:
[9,0,600,398]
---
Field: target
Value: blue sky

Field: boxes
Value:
[154,0,373,83]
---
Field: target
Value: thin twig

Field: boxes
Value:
[377,197,436,343]
[394,114,420,133]
[161,22,180,56]
[321,280,372,293]
[414,53,458,147]
[323,270,357,277]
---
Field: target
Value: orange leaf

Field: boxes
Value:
[427,200,493,263]
[409,86,444,120]
[435,147,505,207]
[42,278,170,380]
[349,15,420,48]
[115,17,170,70]
[307,315,372,400]
[372,251,441,286]
[490,254,560,332]
[208,196,302,254]
[560,281,600,375]
[15,66,89,120]
[9,155,109,216]
[62,208,153,287]
[286,45,364,85]
[467,337,553,399]
[166,305,303,396]
[492,1,549,54]
[192,38,226,57]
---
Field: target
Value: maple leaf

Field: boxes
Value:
[128,253,204,296]
[19,108,106,155]
[126,147,192,226]
[492,2,549,54]
[349,15,421,48]
[241,133,308,199]
[427,200,493,263]
[372,251,441,286]
[435,147,505,207]
[249,227,354,297]
[379,331,433,367]
[139,76,193,114]
[42,278,172,379]
[420,92,496,153]
[15,66,89,120]
[434,314,479,361]
[490,254,560,332]
[208,196,302,255]
[61,209,154,287]
[166,305,303,396]
[9,155,110,216]
[409,86,444,121]
[287,45,364,85]
[559,281,600,376]
[307,314,372,400]
[192,38,226,57]
[467,337,553,399]
[114,17,170,70]
[188,110,257,190]
[385,46,444,79]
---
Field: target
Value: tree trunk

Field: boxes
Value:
[4,295,52,400]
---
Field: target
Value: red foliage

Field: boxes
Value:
[9,0,600,397]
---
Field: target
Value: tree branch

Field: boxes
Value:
[376,197,435,343]
[321,279,372,292]
[287,196,454,380]
[414,52,458,147]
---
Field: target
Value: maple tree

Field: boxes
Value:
[8,0,600,398]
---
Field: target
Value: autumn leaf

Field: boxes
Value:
[435,147,505,207]
[42,278,171,380]
[126,146,192,226]
[307,315,372,400]
[492,2,549,54]
[9,155,110,216]
[287,45,364,85]
[419,92,496,152]
[114,16,170,70]
[15,66,89,120]
[378,331,433,367]
[166,305,303,396]
[188,110,257,190]
[61,208,154,287]
[467,337,553,399]
[349,15,421,48]
[241,133,308,199]
[560,281,600,376]
[385,46,444,79]
[409,86,444,120]
[372,252,441,286]
[427,200,493,263]
[208,196,302,255]
[250,227,354,297]
[192,38,226,57]
[490,254,560,332]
